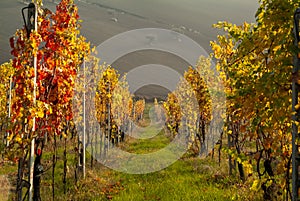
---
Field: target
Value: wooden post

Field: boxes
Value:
[83,59,86,178]
[28,3,37,201]
[292,8,300,201]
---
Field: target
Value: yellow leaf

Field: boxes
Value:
[37,110,44,118]
[250,179,260,191]
[16,136,22,143]
[273,45,281,52]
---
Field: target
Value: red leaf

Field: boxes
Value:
[9,37,14,48]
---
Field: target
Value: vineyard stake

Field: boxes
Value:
[292,7,300,201]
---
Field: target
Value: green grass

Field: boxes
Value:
[107,159,237,201]
[0,103,262,201]
[125,128,169,154]
[100,121,239,201]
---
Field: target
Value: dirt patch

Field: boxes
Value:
[0,175,11,201]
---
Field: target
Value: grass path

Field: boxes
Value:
[0,104,254,201]
[96,112,241,201]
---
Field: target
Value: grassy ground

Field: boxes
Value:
[104,136,238,201]
[0,139,256,201]
[0,104,261,201]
